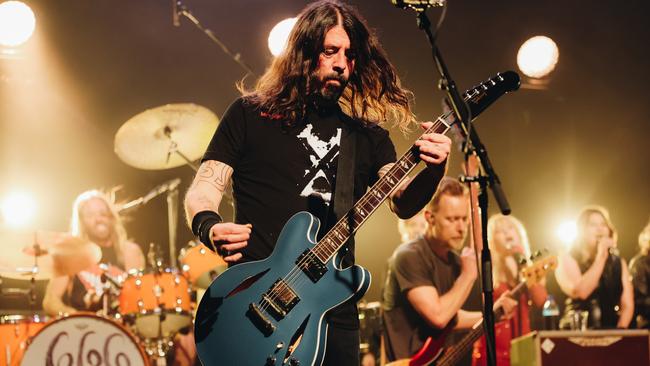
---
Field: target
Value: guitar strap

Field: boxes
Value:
[332,114,357,264]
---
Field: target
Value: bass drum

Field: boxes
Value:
[20,313,147,366]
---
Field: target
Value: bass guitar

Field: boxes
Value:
[406,254,557,366]
[194,71,520,366]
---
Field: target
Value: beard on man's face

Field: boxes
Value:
[311,72,348,105]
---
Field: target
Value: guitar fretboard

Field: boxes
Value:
[312,117,451,263]
[309,71,519,265]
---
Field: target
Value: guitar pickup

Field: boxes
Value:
[247,302,276,336]
[296,249,327,282]
[262,280,300,320]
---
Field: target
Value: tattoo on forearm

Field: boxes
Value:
[196,161,232,191]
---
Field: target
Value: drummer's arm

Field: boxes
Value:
[123,241,145,271]
[43,275,77,316]
[184,160,232,225]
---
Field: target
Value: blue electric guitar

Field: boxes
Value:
[194,71,520,366]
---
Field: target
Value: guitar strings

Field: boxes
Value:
[258,115,452,313]
[259,116,453,313]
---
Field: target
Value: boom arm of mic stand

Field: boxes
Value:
[176,1,255,77]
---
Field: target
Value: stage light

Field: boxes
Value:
[0,1,36,47]
[556,220,577,248]
[517,36,559,79]
[1,191,37,228]
[268,17,297,57]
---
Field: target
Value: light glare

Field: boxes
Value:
[556,220,577,248]
[268,17,297,57]
[0,1,36,47]
[1,191,37,227]
[517,36,559,79]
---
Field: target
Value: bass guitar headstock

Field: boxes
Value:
[520,251,557,287]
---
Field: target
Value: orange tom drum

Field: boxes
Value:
[179,241,227,289]
[119,268,192,339]
[0,314,48,366]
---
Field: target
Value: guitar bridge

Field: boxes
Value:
[296,249,327,282]
[247,303,276,336]
[262,280,300,320]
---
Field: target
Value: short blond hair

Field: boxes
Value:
[425,177,468,213]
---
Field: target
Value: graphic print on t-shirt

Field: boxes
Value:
[296,124,341,203]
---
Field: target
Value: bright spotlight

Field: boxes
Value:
[1,191,37,228]
[517,36,559,79]
[0,1,36,47]
[268,17,297,57]
[556,220,577,248]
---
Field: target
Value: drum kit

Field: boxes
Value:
[0,103,226,365]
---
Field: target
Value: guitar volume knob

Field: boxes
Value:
[266,356,276,365]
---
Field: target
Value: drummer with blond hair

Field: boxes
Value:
[42,190,144,316]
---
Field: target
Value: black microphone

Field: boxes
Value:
[391,0,446,10]
[172,0,180,27]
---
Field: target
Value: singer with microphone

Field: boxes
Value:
[555,205,634,329]
[472,214,548,366]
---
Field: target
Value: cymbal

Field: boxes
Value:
[0,230,101,279]
[114,103,219,170]
[1,230,60,279]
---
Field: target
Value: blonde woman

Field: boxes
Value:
[472,214,547,366]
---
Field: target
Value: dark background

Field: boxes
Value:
[1,0,648,310]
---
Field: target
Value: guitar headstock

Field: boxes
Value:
[520,253,557,287]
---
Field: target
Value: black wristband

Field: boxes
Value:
[191,211,223,251]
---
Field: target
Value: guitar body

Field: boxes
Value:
[194,211,371,366]
[408,329,449,366]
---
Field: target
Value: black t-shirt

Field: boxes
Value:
[381,236,462,360]
[563,250,623,329]
[202,97,396,327]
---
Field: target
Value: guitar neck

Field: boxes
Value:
[310,71,520,265]
[311,118,451,263]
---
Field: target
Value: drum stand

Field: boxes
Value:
[143,244,174,366]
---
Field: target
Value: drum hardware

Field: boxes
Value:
[115,103,221,268]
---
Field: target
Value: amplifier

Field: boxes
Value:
[510,329,649,366]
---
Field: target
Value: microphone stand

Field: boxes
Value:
[174,0,255,78]
[410,9,512,366]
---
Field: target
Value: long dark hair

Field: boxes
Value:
[241,0,414,130]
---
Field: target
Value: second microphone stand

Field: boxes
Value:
[411,8,512,366]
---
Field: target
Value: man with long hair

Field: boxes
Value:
[555,205,634,329]
[42,190,144,315]
[184,1,452,364]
